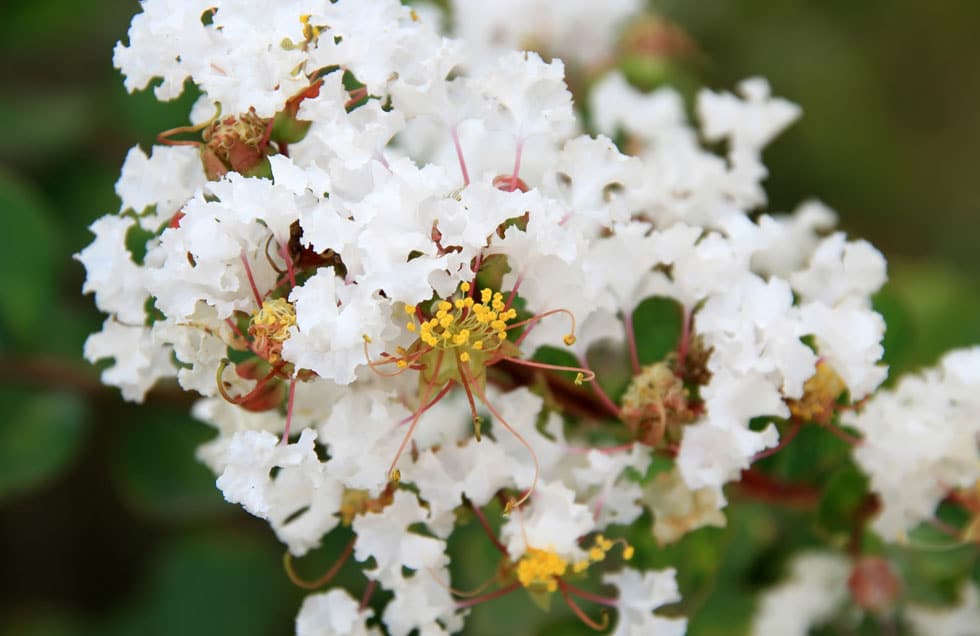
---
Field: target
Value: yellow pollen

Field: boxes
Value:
[399,286,517,360]
[249,298,296,362]
[516,548,567,592]
[563,334,577,346]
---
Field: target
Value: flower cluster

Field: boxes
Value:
[78,0,980,634]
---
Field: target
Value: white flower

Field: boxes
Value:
[844,346,980,540]
[451,0,641,67]
[500,481,594,561]
[214,428,340,556]
[603,568,687,636]
[114,144,206,230]
[750,552,850,636]
[791,232,888,308]
[296,588,380,636]
[83,319,176,402]
[76,215,149,325]
[352,490,448,582]
[381,568,465,636]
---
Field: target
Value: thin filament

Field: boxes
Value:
[387,350,446,480]
[622,308,641,375]
[467,369,539,512]
[281,375,297,445]
[450,126,470,186]
[240,250,264,308]
[558,583,611,631]
[283,537,355,590]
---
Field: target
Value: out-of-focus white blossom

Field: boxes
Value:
[845,347,980,540]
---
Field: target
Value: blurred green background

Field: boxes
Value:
[1,1,979,634]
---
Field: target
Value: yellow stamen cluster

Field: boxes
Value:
[787,361,847,424]
[404,282,517,362]
[249,298,296,363]
[516,536,635,593]
[516,548,568,592]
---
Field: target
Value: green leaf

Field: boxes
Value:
[111,409,229,520]
[817,464,870,535]
[0,172,59,347]
[632,296,683,366]
[99,533,299,636]
[0,390,87,502]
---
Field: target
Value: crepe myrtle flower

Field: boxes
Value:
[363,279,594,511]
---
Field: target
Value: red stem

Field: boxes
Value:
[752,419,803,462]
[451,126,470,186]
[454,582,521,610]
[622,309,642,375]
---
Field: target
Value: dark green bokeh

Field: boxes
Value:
[1,1,978,634]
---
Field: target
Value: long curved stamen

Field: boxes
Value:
[507,307,576,336]
[575,354,621,418]
[283,537,355,590]
[498,356,595,386]
[558,579,620,609]
[215,359,284,404]
[468,500,509,556]
[464,366,539,513]
[240,250,264,308]
[387,349,446,481]
[427,567,497,598]
[264,235,287,275]
[454,582,521,610]
[156,106,221,147]
[281,375,297,445]
[558,580,611,631]
[455,354,484,441]
[397,382,454,427]
[362,336,427,377]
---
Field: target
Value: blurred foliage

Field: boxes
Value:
[1,0,979,635]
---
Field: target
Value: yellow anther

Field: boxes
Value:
[574,372,584,385]
[454,299,466,309]
[516,548,568,591]
[498,332,507,340]
[406,322,416,332]
[563,334,577,346]
[588,546,605,562]
[438,300,452,312]
[572,560,590,574]
[623,545,635,560]
[404,304,416,315]
[481,288,492,303]
[389,468,401,482]
[362,335,372,344]
[460,352,471,362]
[397,360,408,369]
[460,281,471,293]
[472,341,484,351]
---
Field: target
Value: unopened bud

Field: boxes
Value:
[848,556,902,614]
